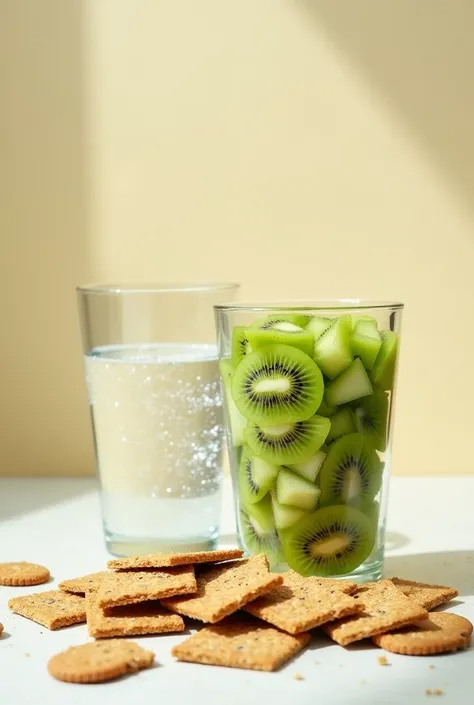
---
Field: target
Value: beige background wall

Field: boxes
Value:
[1,0,473,477]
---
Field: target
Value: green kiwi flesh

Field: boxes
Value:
[317,399,337,417]
[247,316,314,357]
[276,467,321,511]
[306,316,333,340]
[351,320,382,371]
[325,358,373,407]
[288,448,326,482]
[325,407,355,444]
[281,504,375,576]
[244,415,331,465]
[319,432,383,507]
[353,388,389,452]
[240,495,284,564]
[271,491,309,530]
[238,446,280,505]
[231,326,252,366]
[231,344,324,425]
[314,315,353,379]
[371,330,398,390]
[218,359,246,447]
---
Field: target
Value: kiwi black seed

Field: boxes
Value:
[244,415,330,466]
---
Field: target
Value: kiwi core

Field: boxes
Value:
[310,535,349,557]
[254,378,291,393]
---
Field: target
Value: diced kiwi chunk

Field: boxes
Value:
[314,315,353,379]
[371,330,398,390]
[238,446,280,505]
[317,399,337,417]
[288,448,326,483]
[276,468,321,511]
[351,314,377,328]
[231,326,252,367]
[231,344,324,426]
[325,407,355,444]
[325,358,373,407]
[306,316,333,340]
[351,320,382,371]
[353,388,389,452]
[218,359,246,447]
[240,495,284,565]
[270,491,309,530]
[319,432,383,508]
[246,317,314,358]
[280,504,376,576]
[244,415,331,466]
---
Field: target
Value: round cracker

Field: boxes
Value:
[48,640,154,684]
[0,562,50,586]
[373,612,473,655]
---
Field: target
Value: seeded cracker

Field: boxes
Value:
[108,548,244,570]
[373,612,473,655]
[86,590,185,638]
[244,570,363,634]
[390,578,459,611]
[59,571,108,595]
[323,580,429,646]
[9,590,86,630]
[48,640,154,683]
[172,617,310,671]
[0,562,50,586]
[162,554,283,623]
[97,565,196,609]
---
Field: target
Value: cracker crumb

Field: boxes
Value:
[377,655,390,666]
[24,652,30,657]
[293,673,304,681]
[429,665,436,669]
[426,690,444,697]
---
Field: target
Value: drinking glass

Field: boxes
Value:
[77,282,239,556]
[214,300,403,582]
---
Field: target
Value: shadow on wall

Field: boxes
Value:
[297,0,474,213]
[0,0,94,475]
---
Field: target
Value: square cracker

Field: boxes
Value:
[108,548,244,571]
[323,579,429,646]
[59,571,107,595]
[161,554,283,623]
[172,617,311,671]
[390,578,459,611]
[97,565,197,609]
[86,590,185,638]
[8,590,86,630]
[243,570,364,634]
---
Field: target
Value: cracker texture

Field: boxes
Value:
[97,565,196,608]
[390,578,459,611]
[59,571,107,595]
[0,562,50,586]
[48,640,154,683]
[108,548,244,570]
[9,590,86,630]
[373,612,473,655]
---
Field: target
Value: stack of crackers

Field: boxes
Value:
[1,551,472,684]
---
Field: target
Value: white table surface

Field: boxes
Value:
[1,476,473,705]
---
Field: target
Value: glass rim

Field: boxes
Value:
[214,298,404,312]
[76,282,240,295]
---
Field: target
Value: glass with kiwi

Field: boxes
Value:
[214,301,403,582]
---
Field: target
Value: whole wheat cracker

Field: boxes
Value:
[244,570,364,634]
[86,590,185,638]
[390,578,459,611]
[323,579,429,646]
[0,562,50,587]
[172,617,311,671]
[9,590,86,630]
[161,554,283,623]
[108,548,244,570]
[59,571,108,595]
[373,612,473,655]
[97,565,196,609]
[48,640,154,683]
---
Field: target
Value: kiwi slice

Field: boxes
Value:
[325,358,373,407]
[306,316,333,340]
[371,330,398,390]
[271,491,309,530]
[351,320,382,371]
[231,326,252,367]
[244,415,331,466]
[281,504,376,576]
[319,432,382,507]
[238,447,280,505]
[218,359,246,446]
[276,467,321,511]
[353,388,389,452]
[325,407,355,444]
[240,495,284,564]
[231,344,324,426]
[288,448,326,483]
[352,314,377,328]
[314,315,353,379]
[317,399,337,417]
[247,317,314,357]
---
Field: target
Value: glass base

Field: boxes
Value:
[104,528,219,557]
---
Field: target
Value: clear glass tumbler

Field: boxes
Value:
[214,300,403,582]
[77,282,239,556]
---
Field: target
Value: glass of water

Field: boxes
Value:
[77,282,239,556]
